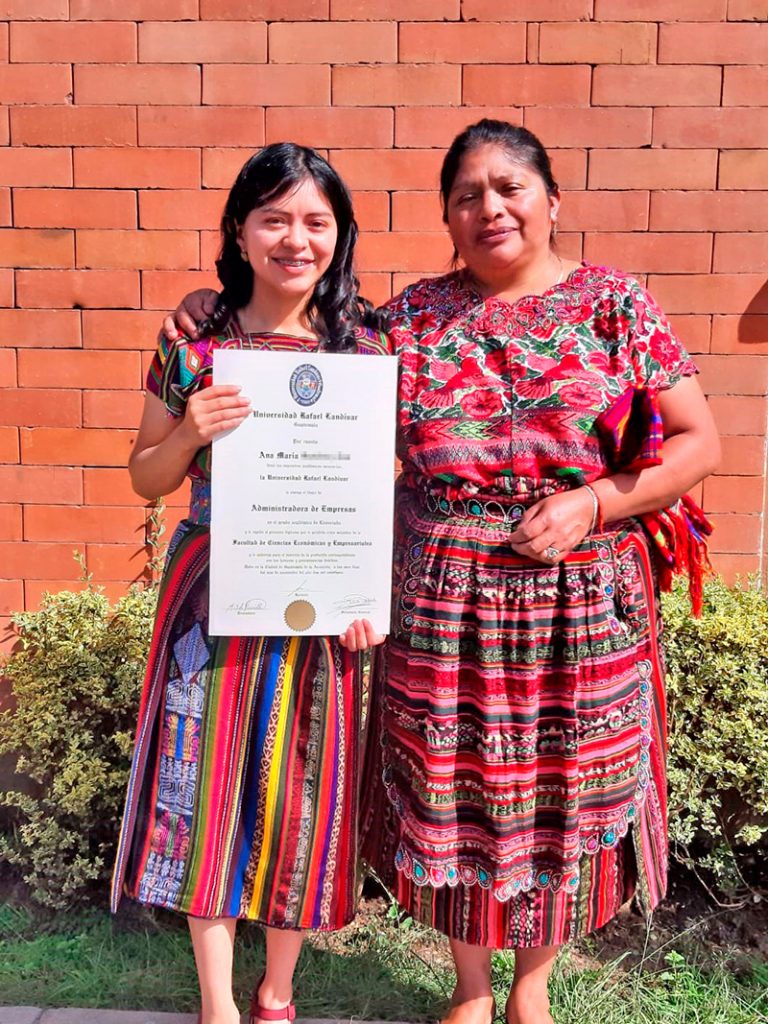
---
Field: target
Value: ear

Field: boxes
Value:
[548,188,561,225]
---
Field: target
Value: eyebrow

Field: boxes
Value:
[259,206,332,217]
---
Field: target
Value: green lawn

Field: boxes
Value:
[0,899,766,1023]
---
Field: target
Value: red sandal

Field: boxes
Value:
[249,973,297,1024]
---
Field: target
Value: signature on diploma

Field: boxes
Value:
[226,597,267,613]
[332,594,377,614]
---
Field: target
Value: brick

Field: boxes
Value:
[0,23,6,61]
[16,270,140,310]
[718,434,765,475]
[697,354,768,395]
[0,65,71,104]
[589,149,717,190]
[334,65,459,107]
[358,272,393,308]
[0,310,81,347]
[0,505,22,541]
[650,191,768,232]
[0,427,19,463]
[391,191,443,232]
[331,149,445,191]
[139,190,225,231]
[649,274,768,315]
[74,148,200,189]
[139,21,266,63]
[14,189,137,230]
[539,22,656,64]
[203,65,329,106]
[334,0,457,14]
[526,108,651,149]
[723,67,768,106]
[0,271,12,308]
[713,234,768,273]
[584,232,712,274]
[203,0,328,15]
[653,107,768,149]
[0,189,9,227]
[720,151,768,190]
[269,21,397,63]
[667,315,711,354]
[549,150,588,190]
[708,513,762,553]
[0,351,17,388]
[592,66,722,107]
[395,107,523,148]
[71,0,197,16]
[712,315,768,354]
[18,350,141,391]
[82,310,161,349]
[83,390,144,428]
[77,229,200,272]
[0,229,73,269]
[727,0,768,16]
[265,107,392,149]
[595,0,726,16]
[708,395,767,436]
[357,232,453,273]
[400,22,526,63]
[86,542,149,583]
[24,504,144,544]
[11,106,136,148]
[0,580,23,616]
[352,191,389,232]
[84,467,190,507]
[0,465,81,504]
[710,552,761,584]
[0,617,21,654]
[0,388,81,428]
[10,22,137,63]
[659,22,768,64]
[0,148,72,187]
[559,191,648,232]
[138,106,265,148]
[0,0,67,15]
[462,0,591,17]
[0,111,10,149]
[202,148,257,188]
[463,65,591,107]
[0,542,86,580]
[21,426,136,465]
[141,271,219,310]
[703,475,765,514]
[75,64,201,106]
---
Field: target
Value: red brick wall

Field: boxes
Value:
[1,1,767,644]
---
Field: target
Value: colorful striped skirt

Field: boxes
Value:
[361,484,668,948]
[112,520,364,930]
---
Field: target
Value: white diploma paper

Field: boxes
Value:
[209,349,398,636]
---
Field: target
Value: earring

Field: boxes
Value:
[240,249,249,262]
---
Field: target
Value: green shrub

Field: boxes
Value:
[662,575,768,898]
[0,584,156,909]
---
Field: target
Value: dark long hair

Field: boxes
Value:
[201,142,385,351]
[439,120,559,261]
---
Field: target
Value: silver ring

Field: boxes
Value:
[543,546,560,561]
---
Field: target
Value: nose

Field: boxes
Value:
[283,221,308,251]
[479,188,504,222]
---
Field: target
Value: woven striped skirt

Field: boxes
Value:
[112,520,364,930]
[361,484,668,948]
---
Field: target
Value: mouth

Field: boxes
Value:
[477,226,517,243]
[273,257,315,271]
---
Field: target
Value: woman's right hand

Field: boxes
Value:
[177,385,251,449]
[163,288,220,341]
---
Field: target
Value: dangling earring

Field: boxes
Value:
[240,249,249,262]
[550,215,558,242]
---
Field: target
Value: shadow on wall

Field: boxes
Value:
[739,278,768,343]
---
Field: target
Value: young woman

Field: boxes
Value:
[111,143,387,1024]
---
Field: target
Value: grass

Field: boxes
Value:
[0,899,766,1023]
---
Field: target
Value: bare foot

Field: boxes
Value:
[441,992,496,1024]
[505,985,553,1024]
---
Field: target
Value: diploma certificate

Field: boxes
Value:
[209,349,398,636]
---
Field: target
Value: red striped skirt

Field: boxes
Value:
[361,485,668,948]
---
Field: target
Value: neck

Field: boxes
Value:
[468,249,563,302]
[237,287,316,338]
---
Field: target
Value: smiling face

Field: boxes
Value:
[445,143,560,286]
[236,176,339,304]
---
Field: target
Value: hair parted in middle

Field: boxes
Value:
[200,142,386,350]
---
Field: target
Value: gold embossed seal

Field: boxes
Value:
[284,599,316,632]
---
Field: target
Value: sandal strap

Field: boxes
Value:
[250,1000,296,1022]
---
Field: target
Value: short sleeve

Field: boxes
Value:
[626,278,698,391]
[145,333,201,418]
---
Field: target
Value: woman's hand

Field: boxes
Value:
[508,487,595,564]
[338,619,386,652]
[163,288,220,341]
[176,384,251,449]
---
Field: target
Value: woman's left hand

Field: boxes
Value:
[508,488,595,564]
[338,619,386,652]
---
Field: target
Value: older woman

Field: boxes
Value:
[166,121,720,1024]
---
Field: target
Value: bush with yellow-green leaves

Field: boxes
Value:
[0,575,766,909]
